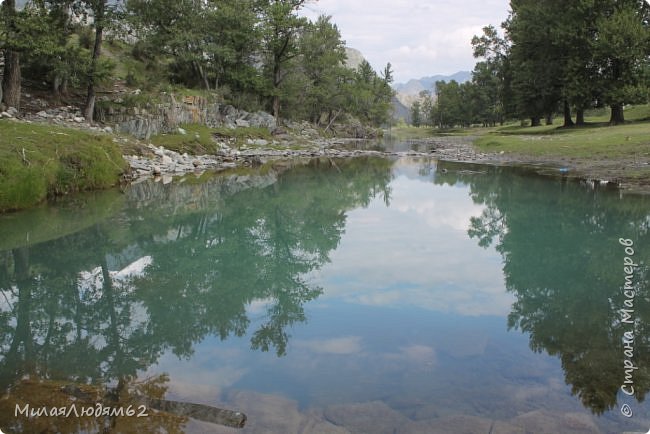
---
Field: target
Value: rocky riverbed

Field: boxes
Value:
[121,134,501,182]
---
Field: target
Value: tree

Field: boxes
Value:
[343,60,394,126]
[1,0,21,110]
[260,0,308,121]
[81,0,122,121]
[298,15,348,125]
[592,0,650,124]
[410,100,422,127]
[505,0,565,126]
[471,25,510,126]
[419,90,434,126]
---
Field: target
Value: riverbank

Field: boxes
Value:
[389,109,650,194]
[2,110,650,213]
[471,121,650,193]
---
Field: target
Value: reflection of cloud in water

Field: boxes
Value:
[391,177,481,232]
[148,347,248,404]
[112,255,153,281]
[246,297,276,316]
[400,344,436,363]
[293,336,363,355]
[313,175,512,316]
[78,256,153,304]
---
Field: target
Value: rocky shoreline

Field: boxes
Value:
[2,101,648,194]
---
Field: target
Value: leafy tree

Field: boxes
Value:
[259,0,308,121]
[297,15,348,125]
[410,100,422,127]
[471,25,510,126]
[592,0,650,124]
[505,0,565,126]
[345,60,394,126]
[419,90,434,126]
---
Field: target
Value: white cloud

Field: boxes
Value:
[293,336,363,354]
[299,0,510,82]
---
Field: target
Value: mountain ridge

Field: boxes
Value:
[393,71,472,95]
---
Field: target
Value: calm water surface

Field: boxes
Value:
[0,156,649,433]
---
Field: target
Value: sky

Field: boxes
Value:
[299,0,511,84]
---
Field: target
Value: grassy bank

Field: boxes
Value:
[0,120,127,212]
[473,105,650,159]
[470,106,650,186]
[475,121,650,159]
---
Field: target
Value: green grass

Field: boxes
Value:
[149,124,220,154]
[0,120,127,212]
[387,126,438,140]
[473,105,650,159]
[150,124,274,153]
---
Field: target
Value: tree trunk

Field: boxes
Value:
[545,114,553,125]
[530,117,541,127]
[576,107,585,126]
[609,104,624,125]
[1,0,20,111]
[2,50,20,110]
[272,57,282,122]
[563,100,574,128]
[84,23,104,122]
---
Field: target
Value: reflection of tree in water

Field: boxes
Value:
[0,158,392,432]
[436,162,650,414]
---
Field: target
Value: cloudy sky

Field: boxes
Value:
[299,0,511,84]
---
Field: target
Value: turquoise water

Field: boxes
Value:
[0,157,649,433]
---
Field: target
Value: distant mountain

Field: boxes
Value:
[393,71,472,107]
[393,71,472,95]
[391,96,411,123]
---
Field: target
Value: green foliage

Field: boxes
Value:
[410,100,422,127]
[293,15,348,124]
[343,60,394,126]
[3,0,395,127]
[446,0,650,129]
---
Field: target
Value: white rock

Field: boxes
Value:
[73,116,85,123]
[178,127,187,135]
[103,126,113,134]
[0,112,12,118]
[235,119,250,128]
[162,175,173,185]
[36,111,49,117]
[161,155,173,165]
[152,165,161,175]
